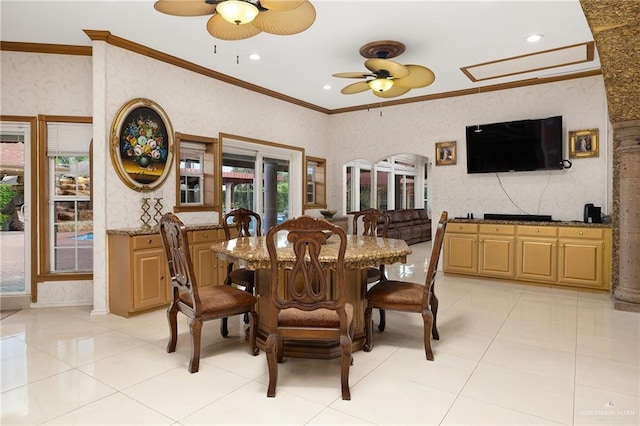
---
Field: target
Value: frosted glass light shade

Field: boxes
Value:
[216,0,259,25]
[368,78,394,92]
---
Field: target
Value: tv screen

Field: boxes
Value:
[466,116,563,174]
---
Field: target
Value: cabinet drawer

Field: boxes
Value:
[517,225,558,238]
[191,229,220,243]
[447,223,478,234]
[132,234,163,250]
[479,224,515,235]
[558,227,604,239]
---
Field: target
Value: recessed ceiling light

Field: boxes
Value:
[248,53,261,61]
[527,34,544,43]
[322,84,332,90]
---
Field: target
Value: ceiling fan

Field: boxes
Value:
[153,0,316,40]
[333,40,435,98]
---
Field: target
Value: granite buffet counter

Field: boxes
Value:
[444,219,612,291]
[107,223,224,317]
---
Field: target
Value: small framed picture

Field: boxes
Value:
[435,141,456,166]
[569,129,599,159]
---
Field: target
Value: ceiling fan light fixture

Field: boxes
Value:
[368,78,394,92]
[216,0,259,25]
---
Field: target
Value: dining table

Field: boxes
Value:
[211,233,412,359]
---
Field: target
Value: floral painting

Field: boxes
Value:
[110,98,173,191]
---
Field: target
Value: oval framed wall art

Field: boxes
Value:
[110,98,174,192]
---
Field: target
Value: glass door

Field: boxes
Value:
[0,121,31,298]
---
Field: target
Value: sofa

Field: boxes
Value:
[382,209,431,245]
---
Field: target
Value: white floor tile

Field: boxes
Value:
[461,363,575,425]
[481,338,576,382]
[573,384,640,426]
[575,354,639,397]
[43,392,174,425]
[330,371,457,425]
[122,365,252,421]
[1,348,73,392]
[77,342,189,390]
[0,369,115,425]
[180,381,325,425]
[442,395,565,425]
[1,244,639,426]
[374,346,478,394]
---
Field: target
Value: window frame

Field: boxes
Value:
[304,156,326,209]
[37,115,93,282]
[173,132,220,213]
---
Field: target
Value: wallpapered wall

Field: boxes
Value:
[327,76,609,223]
[1,46,610,311]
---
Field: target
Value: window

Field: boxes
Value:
[38,116,93,280]
[304,156,326,209]
[345,155,426,213]
[174,133,220,212]
[179,142,205,206]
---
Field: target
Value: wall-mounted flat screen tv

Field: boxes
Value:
[466,116,563,174]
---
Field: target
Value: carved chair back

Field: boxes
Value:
[352,208,390,238]
[223,208,262,240]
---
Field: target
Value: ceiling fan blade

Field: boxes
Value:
[206,13,262,40]
[332,72,373,79]
[393,65,436,89]
[259,0,305,11]
[341,81,371,95]
[373,85,411,98]
[365,58,409,78]
[252,1,316,35]
[154,0,217,16]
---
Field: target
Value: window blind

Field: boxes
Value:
[47,122,92,155]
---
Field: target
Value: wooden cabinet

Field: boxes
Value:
[108,233,170,317]
[188,228,227,288]
[443,223,478,274]
[108,225,224,317]
[479,224,516,278]
[444,221,611,291]
[558,227,608,289]
[516,225,558,283]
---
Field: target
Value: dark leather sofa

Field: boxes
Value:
[382,209,432,245]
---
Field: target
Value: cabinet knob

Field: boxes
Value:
[579,231,583,235]
[147,239,153,244]
[204,233,209,238]
[160,275,164,280]
[536,229,540,233]
[495,228,499,232]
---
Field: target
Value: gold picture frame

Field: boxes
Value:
[435,141,457,166]
[110,98,174,192]
[569,128,599,159]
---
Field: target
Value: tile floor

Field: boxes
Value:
[1,242,639,425]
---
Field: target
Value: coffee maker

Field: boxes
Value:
[584,203,602,223]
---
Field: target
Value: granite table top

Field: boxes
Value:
[211,235,412,270]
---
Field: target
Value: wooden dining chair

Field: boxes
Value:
[353,208,390,329]
[159,212,259,373]
[264,216,354,400]
[363,211,448,361]
[221,208,262,336]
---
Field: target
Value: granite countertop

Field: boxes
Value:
[211,235,411,270]
[449,218,612,228]
[107,223,223,236]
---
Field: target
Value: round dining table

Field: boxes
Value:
[211,234,412,358]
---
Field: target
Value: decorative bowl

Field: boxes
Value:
[320,209,337,218]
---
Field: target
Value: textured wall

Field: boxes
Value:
[328,76,610,224]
